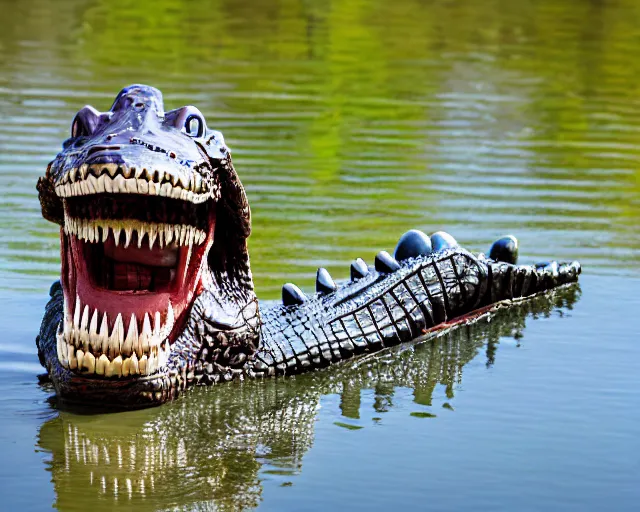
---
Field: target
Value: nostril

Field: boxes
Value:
[87,145,121,156]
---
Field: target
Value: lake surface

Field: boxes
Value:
[0,0,639,510]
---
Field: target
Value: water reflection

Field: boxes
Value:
[37,285,579,510]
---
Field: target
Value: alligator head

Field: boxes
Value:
[36,85,260,407]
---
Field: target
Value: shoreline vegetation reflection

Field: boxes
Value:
[1,0,639,297]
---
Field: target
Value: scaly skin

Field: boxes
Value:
[36,85,581,408]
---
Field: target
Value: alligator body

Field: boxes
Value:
[36,85,581,408]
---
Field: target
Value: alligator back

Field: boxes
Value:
[253,249,581,377]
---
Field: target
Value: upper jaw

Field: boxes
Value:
[53,160,218,205]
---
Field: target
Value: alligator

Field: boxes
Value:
[35,85,582,409]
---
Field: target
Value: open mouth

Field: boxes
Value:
[57,190,215,379]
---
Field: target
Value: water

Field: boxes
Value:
[0,0,639,509]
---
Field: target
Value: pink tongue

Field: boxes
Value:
[104,238,178,267]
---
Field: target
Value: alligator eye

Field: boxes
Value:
[163,106,207,138]
[184,115,204,138]
[71,105,102,138]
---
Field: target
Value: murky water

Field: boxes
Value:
[1,0,639,510]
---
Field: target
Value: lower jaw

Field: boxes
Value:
[53,364,180,409]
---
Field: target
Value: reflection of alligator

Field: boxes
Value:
[37,286,580,510]
[35,85,581,407]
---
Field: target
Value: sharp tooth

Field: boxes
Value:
[130,352,139,375]
[68,344,77,369]
[56,330,67,365]
[122,166,133,179]
[77,349,85,370]
[101,224,109,243]
[63,301,71,338]
[165,225,173,245]
[148,181,157,195]
[171,187,181,199]
[182,244,192,284]
[86,175,97,194]
[96,174,106,193]
[149,224,158,249]
[114,174,126,192]
[99,312,109,354]
[137,226,145,248]
[79,164,88,180]
[96,354,109,375]
[194,174,202,192]
[139,354,148,375]
[69,168,78,183]
[160,182,172,197]
[122,357,130,377]
[147,353,156,375]
[153,311,161,339]
[79,304,90,348]
[83,351,96,373]
[106,355,123,377]
[137,178,149,194]
[111,313,125,357]
[124,226,133,248]
[89,308,98,340]
[134,167,143,179]
[104,175,114,193]
[166,302,175,333]
[123,313,138,356]
[141,313,152,356]
[178,175,189,189]
[125,178,138,193]
[158,346,167,368]
[62,313,73,341]
[158,228,164,249]
[73,295,81,332]
[114,226,121,246]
